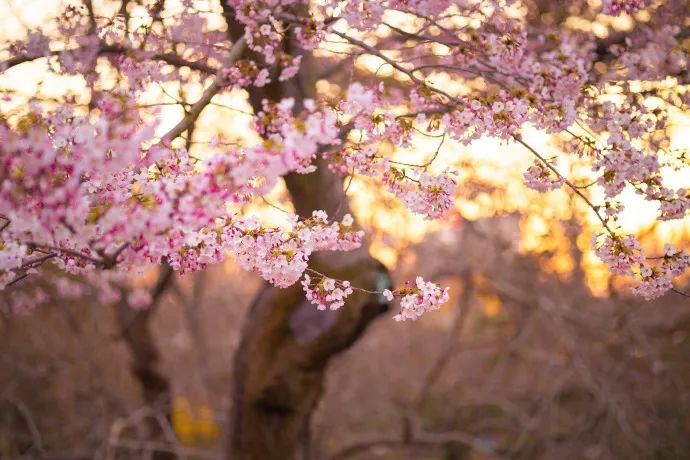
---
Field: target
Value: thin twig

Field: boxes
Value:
[512,135,613,236]
[160,36,247,143]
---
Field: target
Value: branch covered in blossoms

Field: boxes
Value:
[384,277,451,321]
[301,270,451,320]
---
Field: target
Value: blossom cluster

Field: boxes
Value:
[593,234,645,276]
[523,160,565,193]
[632,244,690,299]
[602,0,650,15]
[0,92,344,292]
[384,277,450,321]
[377,165,458,219]
[593,235,690,299]
[302,274,353,311]
[225,212,364,288]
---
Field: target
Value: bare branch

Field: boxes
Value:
[160,36,247,143]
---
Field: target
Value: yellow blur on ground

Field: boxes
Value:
[171,396,220,446]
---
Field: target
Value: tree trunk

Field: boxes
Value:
[114,265,175,459]
[228,273,387,460]
[222,6,389,457]
[116,301,172,412]
[227,167,390,460]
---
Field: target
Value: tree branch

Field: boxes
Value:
[2,44,216,75]
[160,36,247,143]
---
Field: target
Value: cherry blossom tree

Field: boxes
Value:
[1,0,689,458]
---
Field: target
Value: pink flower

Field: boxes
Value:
[523,160,564,192]
[342,83,376,115]
[393,277,450,321]
[302,274,353,311]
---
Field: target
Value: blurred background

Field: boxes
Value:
[2,1,690,459]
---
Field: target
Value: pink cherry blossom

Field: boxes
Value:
[390,277,450,321]
[302,274,353,311]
